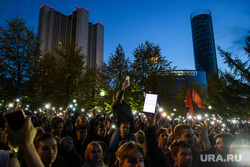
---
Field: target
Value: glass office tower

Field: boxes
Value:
[190,9,218,78]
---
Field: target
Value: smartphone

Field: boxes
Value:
[143,93,158,114]
[125,76,130,86]
[3,109,25,131]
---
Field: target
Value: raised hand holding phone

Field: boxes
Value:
[3,109,25,131]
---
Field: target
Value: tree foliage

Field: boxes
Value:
[0,16,40,99]
[131,41,176,110]
[104,44,130,91]
[31,39,85,108]
[74,67,106,111]
[208,32,250,119]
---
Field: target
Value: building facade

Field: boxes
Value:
[37,4,104,69]
[190,9,218,78]
[169,70,207,86]
[161,70,207,96]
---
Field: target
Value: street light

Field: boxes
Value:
[150,57,159,92]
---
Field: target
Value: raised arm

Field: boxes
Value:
[113,79,129,104]
[6,116,44,167]
[195,122,211,151]
[145,113,167,167]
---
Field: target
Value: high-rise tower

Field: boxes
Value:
[190,9,217,78]
[37,4,104,69]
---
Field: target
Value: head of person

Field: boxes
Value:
[117,141,145,167]
[50,116,65,136]
[120,121,130,138]
[60,136,74,152]
[237,123,246,133]
[35,132,58,167]
[64,118,74,132]
[214,133,234,153]
[136,131,146,146]
[97,124,107,138]
[157,128,169,146]
[171,140,192,167]
[41,115,49,127]
[31,115,38,126]
[36,127,45,137]
[76,123,87,141]
[174,124,194,147]
[80,115,88,124]
[84,141,105,166]
[113,90,124,102]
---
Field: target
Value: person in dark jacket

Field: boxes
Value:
[109,79,136,154]
[112,79,135,132]
[75,123,88,160]
[59,136,83,167]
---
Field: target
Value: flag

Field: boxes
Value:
[185,88,192,107]
[188,104,194,117]
[185,88,194,117]
[192,89,206,108]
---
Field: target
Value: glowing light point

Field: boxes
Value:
[162,112,167,117]
[159,107,163,112]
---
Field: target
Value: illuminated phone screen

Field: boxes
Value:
[143,93,158,114]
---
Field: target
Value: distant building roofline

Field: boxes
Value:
[94,22,104,26]
[40,4,55,10]
[190,9,211,19]
[72,7,89,13]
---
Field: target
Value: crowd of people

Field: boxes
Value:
[0,80,249,167]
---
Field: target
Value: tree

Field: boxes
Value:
[131,41,175,110]
[0,16,40,99]
[104,44,130,91]
[55,39,86,106]
[102,44,131,111]
[207,32,250,119]
[31,39,85,108]
[30,51,59,108]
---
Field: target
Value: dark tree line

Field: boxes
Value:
[207,32,250,119]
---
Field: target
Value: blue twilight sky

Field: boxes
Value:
[1,0,250,71]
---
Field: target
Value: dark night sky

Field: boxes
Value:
[1,0,249,71]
